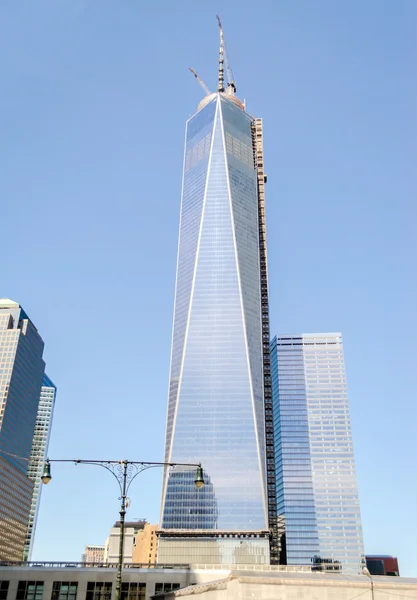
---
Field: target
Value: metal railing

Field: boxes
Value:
[0,561,190,570]
[0,561,342,573]
[189,563,342,573]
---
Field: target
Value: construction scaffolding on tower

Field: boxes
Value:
[251,117,280,565]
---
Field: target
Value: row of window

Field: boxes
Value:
[0,581,172,600]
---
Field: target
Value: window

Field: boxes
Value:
[154,584,180,594]
[51,583,78,600]
[120,583,145,600]
[0,582,9,600]
[85,583,111,600]
[17,582,44,600]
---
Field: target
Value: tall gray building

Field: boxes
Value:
[159,19,277,564]
[0,299,47,560]
[24,374,57,560]
[270,333,365,573]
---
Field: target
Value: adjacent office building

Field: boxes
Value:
[104,521,147,564]
[81,545,105,564]
[84,521,157,566]
[24,374,57,560]
[159,20,276,564]
[270,333,364,573]
[0,299,46,560]
[366,555,400,576]
[133,523,158,565]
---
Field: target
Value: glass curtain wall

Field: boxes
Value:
[24,374,56,560]
[271,333,365,573]
[161,95,268,552]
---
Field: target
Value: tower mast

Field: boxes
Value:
[217,16,236,94]
[217,15,225,93]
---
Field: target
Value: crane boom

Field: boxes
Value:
[216,15,236,93]
[189,68,211,96]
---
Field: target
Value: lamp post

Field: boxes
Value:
[41,459,204,600]
[363,567,375,600]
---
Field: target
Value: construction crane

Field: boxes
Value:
[216,15,236,94]
[189,68,211,96]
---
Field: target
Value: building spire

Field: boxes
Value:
[217,15,225,93]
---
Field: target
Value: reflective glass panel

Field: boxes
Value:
[271,334,364,573]
[161,96,267,535]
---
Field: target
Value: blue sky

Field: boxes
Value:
[1,0,416,576]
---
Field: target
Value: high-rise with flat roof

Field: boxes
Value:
[133,523,158,565]
[104,521,147,564]
[270,333,364,573]
[159,18,276,564]
[24,374,57,560]
[0,299,46,560]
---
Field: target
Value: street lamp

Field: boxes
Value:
[363,567,375,600]
[194,464,204,488]
[41,459,51,484]
[41,458,204,600]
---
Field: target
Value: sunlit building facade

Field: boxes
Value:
[24,374,57,560]
[132,523,158,564]
[0,299,46,560]
[271,333,365,573]
[81,545,105,564]
[159,89,271,564]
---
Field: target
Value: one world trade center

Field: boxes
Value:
[158,17,277,565]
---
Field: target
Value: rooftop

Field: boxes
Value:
[0,298,19,308]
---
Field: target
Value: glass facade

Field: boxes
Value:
[24,374,57,561]
[160,94,268,563]
[157,534,270,565]
[271,333,365,573]
[0,299,46,561]
[0,300,45,475]
[0,455,33,561]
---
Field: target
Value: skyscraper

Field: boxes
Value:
[159,20,275,565]
[0,299,46,560]
[24,374,57,560]
[270,333,365,573]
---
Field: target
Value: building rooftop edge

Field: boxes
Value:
[42,373,57,390]
[0,298,20,308]
[272,333,343,339]
[194,91,245,114]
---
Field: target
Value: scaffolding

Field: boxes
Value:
[251,118,279,565]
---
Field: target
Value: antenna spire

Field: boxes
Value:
[217,15,225,93]
[216,16,236,95]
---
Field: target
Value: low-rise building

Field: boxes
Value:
[366,555,400,576]
[154,570,417,600]
[0,564,415,600]
[0,564,224,600]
